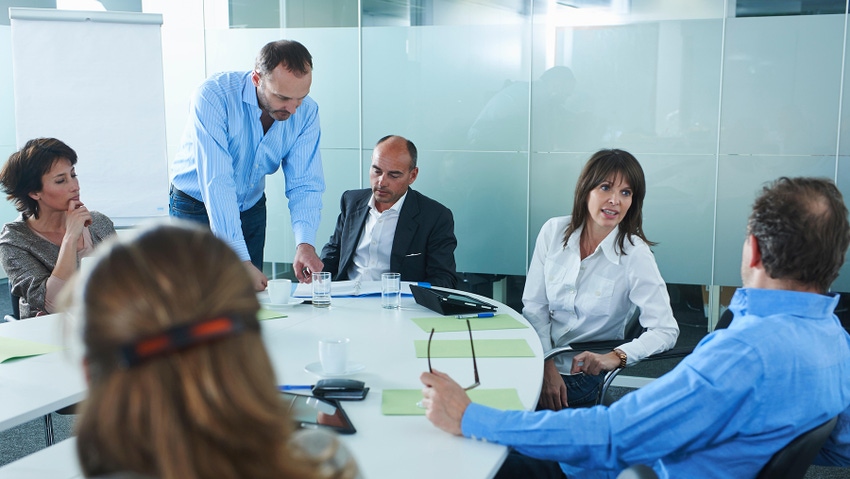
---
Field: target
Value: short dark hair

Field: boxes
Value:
[748,177,850,293]
[376,135,418,169]
[564,149,654,252]
[0,138,78,219]
[255,40,313,78]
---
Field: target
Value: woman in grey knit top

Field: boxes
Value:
[0,138,115,318]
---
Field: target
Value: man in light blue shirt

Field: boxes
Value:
[170,40,324,290]
[420,177,850,478]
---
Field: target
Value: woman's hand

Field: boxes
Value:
[571,351,621,376]
[63,200,92,244]
[538,359,569,410]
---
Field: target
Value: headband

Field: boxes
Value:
[117,315,258,368]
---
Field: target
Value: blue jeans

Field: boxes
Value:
[168,186,267,270]
[562,372,605,408]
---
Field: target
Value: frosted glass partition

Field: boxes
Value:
[714,155,838,286]
[840,12,850,156]
[639,154,716,286]
[528,152,587,243]
[266,148,362,264]
[719,15,844,156]
[838,156,850,293]
[361,24,531,152]
[385,150,529,275]
[3,0,850,292]
[543,19,723,155]
[0,25,13,153]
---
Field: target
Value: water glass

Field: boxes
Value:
[381,272,401,309]
[312,271,332,308]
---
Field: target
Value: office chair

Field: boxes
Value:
[3,287,20,322]
[611,416,835,479]
[756,416,838,479]
[543,308,693,406]
[616,465,658,479]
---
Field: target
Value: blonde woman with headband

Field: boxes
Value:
[71,223,359,479]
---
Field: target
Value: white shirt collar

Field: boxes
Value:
[566,224,623,265]
[367,189,408,213]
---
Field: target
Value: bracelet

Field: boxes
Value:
[613,348,627,369]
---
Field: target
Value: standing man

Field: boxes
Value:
[320,135,458,288]
[421,177,850,478]
[170,40,324,291]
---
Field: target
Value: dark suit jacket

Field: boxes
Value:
[320,188,458,288]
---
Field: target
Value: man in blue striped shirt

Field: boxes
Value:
[170,40,325,291]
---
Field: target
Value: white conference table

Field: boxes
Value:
[0,315,86,432]
[0,287,543,479]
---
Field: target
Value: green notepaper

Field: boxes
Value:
[382,388,525,415]
[257,308,288,321]
[0,336,62,363]
[411,314,528,333]
[414,339,534,358]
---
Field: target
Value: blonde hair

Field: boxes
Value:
[74,223,319,479]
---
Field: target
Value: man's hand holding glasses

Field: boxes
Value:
[419,319,478,436]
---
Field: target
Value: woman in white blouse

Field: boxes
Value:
[524,149,679,410]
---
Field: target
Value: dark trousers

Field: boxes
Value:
[495,450,567,479]
[168,185,267,270]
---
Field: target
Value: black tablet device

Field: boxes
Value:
[280,392,356,434]
[409,284,498,315]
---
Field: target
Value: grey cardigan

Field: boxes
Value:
[0,212,115,318]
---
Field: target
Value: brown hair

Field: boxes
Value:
[748,177,850,293]
[564,149,655,252]
[0,138,78,219]
[74,223,320,479]
[255,39,313,78]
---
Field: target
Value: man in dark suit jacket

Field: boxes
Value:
[320,135,458,288]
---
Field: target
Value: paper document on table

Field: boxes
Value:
[412,314,528,332]
[0,336,62,363]
[293,280,418,297]
[257,309,288,321]
[382,388,525,415]
[414,339,535,358]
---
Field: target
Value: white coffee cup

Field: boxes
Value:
[319,337,350,375]
[267,278,292,304]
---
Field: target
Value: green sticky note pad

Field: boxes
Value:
[411,314,528,333]
[257,308,288,321]
[0,336,62,363]
[414,339,534,358]
[381,388,525,415]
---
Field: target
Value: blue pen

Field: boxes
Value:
[279,384,314,391]
[456,312,495,319]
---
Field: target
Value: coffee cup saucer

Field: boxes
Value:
[259,298,304,309]
[305,361,365,377]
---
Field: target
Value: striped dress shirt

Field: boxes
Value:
[171,71,324,261]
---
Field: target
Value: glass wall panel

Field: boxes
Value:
[266,148,362,264]
[837,155,850,293]
[541,19,722,156]
[362,23,531,152]
[719,15,844,156]
[714,155,838,286]
[839,9,850,156]
[406,151,529,275]
[528,152,586,256]
[640,154,716,285]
